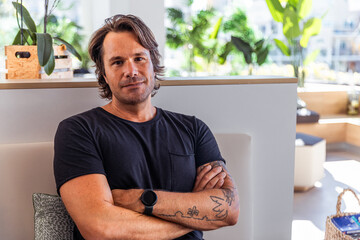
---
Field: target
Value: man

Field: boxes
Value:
[54,14,239,240]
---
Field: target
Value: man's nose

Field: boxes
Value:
[124,61,138,78]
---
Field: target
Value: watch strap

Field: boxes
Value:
[144,205,153,216]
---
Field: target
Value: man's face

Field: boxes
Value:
[102,31,155,105]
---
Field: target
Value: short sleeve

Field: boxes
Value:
[194,118,225,167]
[53,117,105,195]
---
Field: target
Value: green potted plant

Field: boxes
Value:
[231,36,270,75]
[265,0,323,87]
[6,0,81,79]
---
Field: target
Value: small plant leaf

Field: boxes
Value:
[231,36,253,64]
[53,37,82,61]
[297,0,312,20]
[36,33,53,66]
[265,0,284,22]
[218,42,233,65]
[283,8,301,39]
[254,39,265,51]
[210,17,223,39]
[300,17,322,48]
[12,29,32,45]
[256,47,269,66]
[12,2,37,34]
[274,38,290,56]
[44,49,55,75]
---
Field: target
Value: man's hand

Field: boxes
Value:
[192,162,227,192]
[111,189,144,213]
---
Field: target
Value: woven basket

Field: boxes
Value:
[325,188,360,240]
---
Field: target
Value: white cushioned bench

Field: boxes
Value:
[0,134,250,240]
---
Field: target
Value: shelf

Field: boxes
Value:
[0,75,297,90]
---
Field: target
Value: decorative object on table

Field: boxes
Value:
[325,188,360,240]
[5,0,81,79]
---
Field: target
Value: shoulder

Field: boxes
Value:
[160,108,206,126]
[59,107,104,127]
[56,107,106,137]
[158,108,211,138]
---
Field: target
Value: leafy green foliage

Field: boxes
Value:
[283,8,300,39]
[166,5,269,75]
[300,17,322,47]
[265,0,284,22]
[231,36,270,73]
[12,1,37,36]
[266,0,323,86]
[12,28,33,45]
[43,14,87,68]
[221,7,271,71]
[222,8,255,43]
[231,36,252,64]
[166,7,226,72]
[297,0,312,19]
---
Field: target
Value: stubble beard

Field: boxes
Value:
[114,76,155,105]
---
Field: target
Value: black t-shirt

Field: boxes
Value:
[54,107,224,240]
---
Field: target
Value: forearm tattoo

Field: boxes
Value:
[159,161,237,222]
[222,188,235,206]
[159,187,235,222]
[198,160,225,172]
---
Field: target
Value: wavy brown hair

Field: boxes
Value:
[88,14,164,100]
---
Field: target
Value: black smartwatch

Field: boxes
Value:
[140,189,157,216]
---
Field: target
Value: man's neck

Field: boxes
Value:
[102,99,156,123]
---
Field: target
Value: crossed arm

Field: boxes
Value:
[60,160,239,240]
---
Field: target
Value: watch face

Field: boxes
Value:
[142,190,157,206]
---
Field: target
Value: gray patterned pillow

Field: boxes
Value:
[33,193,74,240]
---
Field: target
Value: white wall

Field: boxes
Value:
[0,88,106,144]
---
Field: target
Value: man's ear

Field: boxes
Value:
[103,73,108,84]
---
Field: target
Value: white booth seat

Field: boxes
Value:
[0,134,250,240]
[294,133,326,191]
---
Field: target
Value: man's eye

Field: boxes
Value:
[113,60,123,65]
[135,57,145,62]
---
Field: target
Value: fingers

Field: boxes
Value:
[204,171,226,190]
[193,165,212,192]
[193,165,227,192]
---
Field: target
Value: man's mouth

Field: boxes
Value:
[122,81,144,88]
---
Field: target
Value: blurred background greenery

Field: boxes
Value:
[1,0,360,84]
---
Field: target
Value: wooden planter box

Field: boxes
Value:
[5,45,40,79]
[5,45,73,80]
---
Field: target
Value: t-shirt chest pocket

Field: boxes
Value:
[169,152,196,192]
